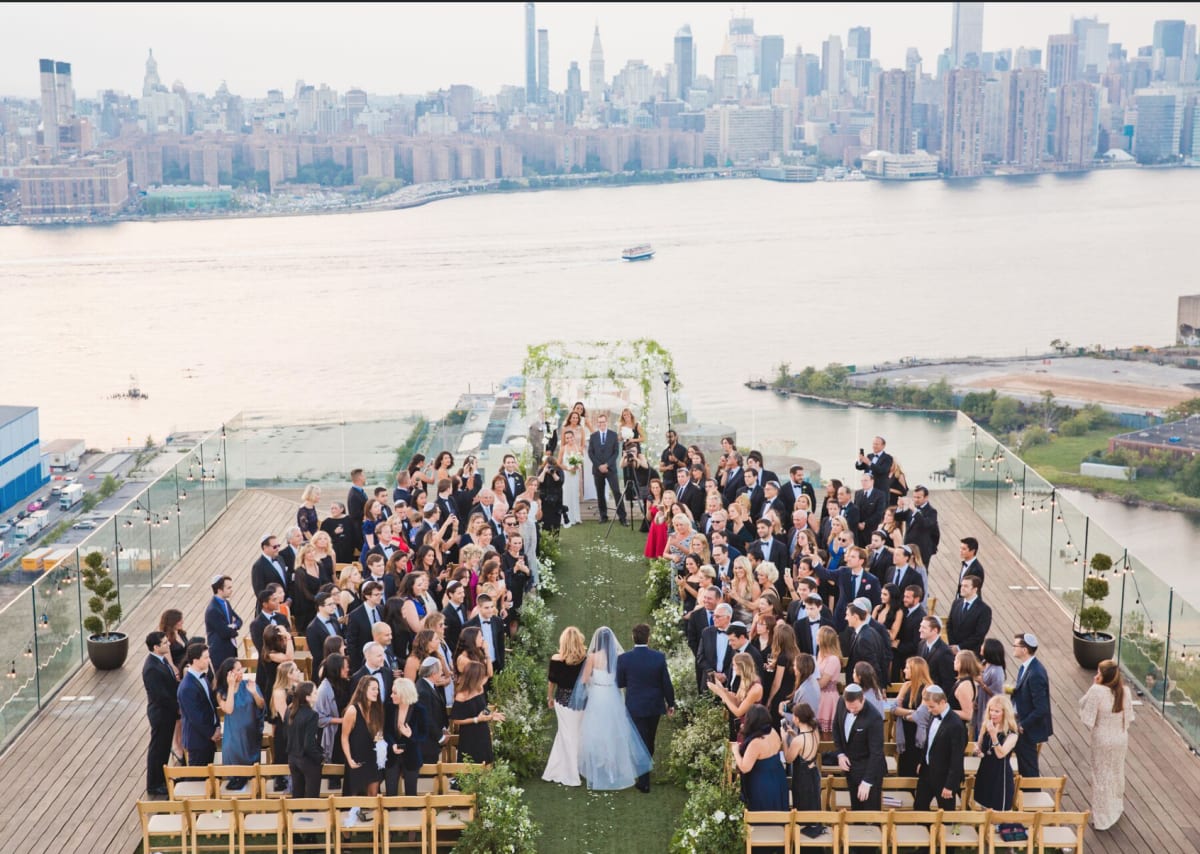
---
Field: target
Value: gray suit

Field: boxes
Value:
[587,428,626,522]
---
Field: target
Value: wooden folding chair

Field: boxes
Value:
[331,795,381,854]
[381,794,429,854]
[436,762,475,794]
[890,809,938,853]
[428,794,475,850]
[243,636,258,658]
[213,764,260,798]
[744,809,792,854]
[1013,775,1066,812]
[185,797,237,854]
[841,809,892,854]
[166,764,213,799]
[1035,810,1088,853]
[235,798,285,854]
[985,810,1036,854]
[285,797,334,854]
[138,799,188,854]
[826,776,848,809]
[938,809,987,854]
[791,809,840,850]
[257,763,292,799]
[319,763,346,796]
[884,742,898,775]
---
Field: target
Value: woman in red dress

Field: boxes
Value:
[644,479,669,558]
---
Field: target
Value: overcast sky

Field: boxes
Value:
[2,2,1198,99]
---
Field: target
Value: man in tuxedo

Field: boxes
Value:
[885,544,926,594]
[346,580,385,672]
[441,580,469,651]
[1011,632,1053,777]
[698,492,723,538]
[306,592,342,675]
[844,598,889,687]
[721,452,745,507]
[722,621,766,686]
[781,464,817,518]
[832,547,881,631]
[794,594,835,657]
[251,534,292,600]
[749,518,788,569]
[416,657,450,764]
[710,543,734,584]
[466,594,506,673]
[500,454,526,506]
[470,489,503,538]
[278,526,304,574]
[786,509,813,557]
[736,467,765,519]
[352,641,394,708]
[686,587,719,655]
[204,575,243,667]
[346,468,368,556]
[855,435,894,493]
[894,487,940,568]
[587,414,627,525]
[866,530,894,579]
[836,486,862,543]
[658,430,688,484]
[746,450,778,491]
[947,576,992,655]
[250,587,289,653]
[393,469,413,506]
[143,631,179,795]
[673,467,704,523]
[914,685,967,810]
[177,643,219,766]
[617,623,676,793]
[830,684,885,810]
[710,527,741,562]
[895,585,927,682]
[696,602,733,692]
[919,616,957,697]
[957,537,985,593]
[853,474,886,547]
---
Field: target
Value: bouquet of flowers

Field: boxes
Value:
[620,426,634,441]
[566,454,582,472]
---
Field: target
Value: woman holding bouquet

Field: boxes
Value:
[558,427,585,528]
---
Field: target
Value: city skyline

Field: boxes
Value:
[3,2,1199,99]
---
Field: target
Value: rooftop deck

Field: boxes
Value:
[0,489,1196,853]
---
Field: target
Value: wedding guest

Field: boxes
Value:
[815,626,843,734]
[951,650,981,733]
[451,661,504,763]
[972,694,1019,810]
[782,702,822,812]
[215,658,264,790]
[709,651,763,741]
[1011,632,1053,777]
[268,662,302,792]
[315,653,351,765]
[731,704,788,811]
[142,631,179,796]
[976,638,1007,736]
[341,675,385,797]
[297,485,321,542]
[287,681,323,797]
[1080,659,1135,829]
[542,627,587,787]
[893,656,934,777]
[385,678,427,797]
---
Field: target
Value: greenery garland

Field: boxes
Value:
[453,760,542,854]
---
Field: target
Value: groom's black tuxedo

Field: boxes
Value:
[617,644,675,792]
[587,427,626,524]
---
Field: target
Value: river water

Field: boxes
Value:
[2,168,1199,591]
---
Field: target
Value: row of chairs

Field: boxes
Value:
[139,793,473,854]
[744,807,1089,854]
[823,775,1067,813]
[165,762,477,801]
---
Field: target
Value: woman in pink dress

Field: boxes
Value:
[815,626,843,734]
[643,479,669,558]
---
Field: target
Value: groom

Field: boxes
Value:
[616,623,675,793]
[588,413,628,526]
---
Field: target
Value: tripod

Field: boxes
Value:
[604,462,647,540]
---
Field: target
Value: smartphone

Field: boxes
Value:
[859,448,865,455]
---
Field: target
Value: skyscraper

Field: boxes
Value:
[874,69,914,154]
[1006,68,1047,168]
[537,28,549,105]
[1046,34,1078,88]
[589,26,605,107]
[54,61,74,126]
[714,51,739,101]
[1071,17,1109,78]
[729,15,756,85]
[760,35,784,93]
[942,68,984,176]
[1134,91,1182,163]
[846,26,872,95]
[1055,81,1098,166]
[565,61,583,124]
[674,25,694,100]
[1154,20,1187,58]
[525,3,537,103]
[821,36,844,96]
[952,3,984,69]
[143,49,162,97]
[39,59,58,154]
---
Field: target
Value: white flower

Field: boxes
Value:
[712,810,726,823]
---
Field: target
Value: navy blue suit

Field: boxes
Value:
[831,569,882,631]
[617,645,675,791]
[1011,655,1053,776]
[204,596,243,667]
[177,669,219,766]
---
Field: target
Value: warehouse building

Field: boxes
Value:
[0,406,49,512]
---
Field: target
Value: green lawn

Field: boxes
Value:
[525,521,687,854]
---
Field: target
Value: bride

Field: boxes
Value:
[573,626,653,790]
[558,427,584,528]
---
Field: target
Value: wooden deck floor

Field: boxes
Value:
[0,490,295,854]
[0,488,1196,853]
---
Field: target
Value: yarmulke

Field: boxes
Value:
[1023,632,1039,649]
[852,597,872,613]
[420,656,441,668]
[843,684,864,698]
[727,621,749,636]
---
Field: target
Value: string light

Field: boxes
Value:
[6,662,14,680]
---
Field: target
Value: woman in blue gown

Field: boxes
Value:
[215,658,265,788]
[732,704,788,811]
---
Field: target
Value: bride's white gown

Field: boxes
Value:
[561,448,583,527]
[577,670,653,790]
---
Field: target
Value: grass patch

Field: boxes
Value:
[524,521,688,854]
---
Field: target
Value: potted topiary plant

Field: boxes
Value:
[82,550,128,670]
[1072,552,1117,669]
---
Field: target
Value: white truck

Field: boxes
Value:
[30,509,50,530]
[59,483,84,510]
[13,518,40,543]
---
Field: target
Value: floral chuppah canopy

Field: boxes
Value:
[521,340,682,440]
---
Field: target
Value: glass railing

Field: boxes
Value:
[955,414,1200,746]
[0,422,244,749]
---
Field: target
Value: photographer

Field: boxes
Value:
[659,430,688,481]
[621,441,652,525]
[536,453,564,533]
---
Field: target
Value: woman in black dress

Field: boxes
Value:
[341,675,384,796]
[782,702,822,810]
[256,623,294,701]
[160,609,191,672]
[973,694,1019,810]
[291,545,322,633]
[451,661,505,764]
[893,656,933,777]
[297,484,321,542]
[288,681,324,797]
[765,623,799,729]
[385,677,428,796]
[268,661,301,792]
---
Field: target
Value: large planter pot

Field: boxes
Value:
[1072,630,1116,670]
[87,632,129,671]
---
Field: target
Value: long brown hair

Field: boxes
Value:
[1097,659,1125,713]
[159,608,185,638]
[904,656,933,701]
[348,674,383,735]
